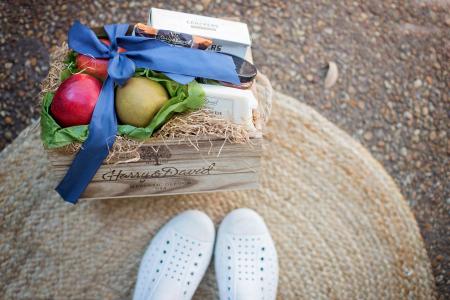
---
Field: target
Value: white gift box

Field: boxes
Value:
[148,8,251,58]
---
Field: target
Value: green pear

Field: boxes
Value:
[116,77,169,127]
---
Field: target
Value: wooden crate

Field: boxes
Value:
[46,66,272,200]
[48,135,262,200]
[42,37,273,200]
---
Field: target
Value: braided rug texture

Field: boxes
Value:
[0,90,435,299]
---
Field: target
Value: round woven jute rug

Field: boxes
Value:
[0,91,435,299]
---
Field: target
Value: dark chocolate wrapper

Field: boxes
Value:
[134,23,212,50]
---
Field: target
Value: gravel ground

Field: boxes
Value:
[1,0,448,297]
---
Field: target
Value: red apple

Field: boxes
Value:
[50,74,102,127]
[76,38,126,81]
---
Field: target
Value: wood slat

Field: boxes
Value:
[47,136,262,200]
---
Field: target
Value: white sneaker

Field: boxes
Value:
[215,208,279,300]
[133,210,215,300]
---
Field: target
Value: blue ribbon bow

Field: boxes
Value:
[55,21,240,203]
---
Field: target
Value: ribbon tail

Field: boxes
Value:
[163,73,195,85]
[55,77,117,203]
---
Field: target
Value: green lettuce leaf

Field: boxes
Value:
[40,68,205,148]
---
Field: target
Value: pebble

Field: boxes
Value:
[429,131,437,141]
[363,131,373,141]
[324,28,333,35]
[4,131,13,140]
[201,0,212,8]
[400,147,408,156]
[4,116,13,125]
[403,111,412,120]
[5,62,13,69]
[414,79,422,88]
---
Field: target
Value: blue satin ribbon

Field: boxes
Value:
[56,21,240,203]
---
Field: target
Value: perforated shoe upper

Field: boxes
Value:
[215,208,279,300]
[133,210,215,300]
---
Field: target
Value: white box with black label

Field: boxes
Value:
[148,8,251,58]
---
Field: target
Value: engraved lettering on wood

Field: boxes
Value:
[101,163,216,182]
[47,136,262,200]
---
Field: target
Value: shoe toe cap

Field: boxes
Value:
[168,210,215,243]
[221,208,268,235]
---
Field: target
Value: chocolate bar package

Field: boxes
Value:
[134,23,212,50]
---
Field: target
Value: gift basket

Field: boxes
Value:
[40,8,272,203]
